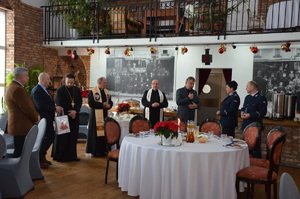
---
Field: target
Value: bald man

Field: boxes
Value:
[31,72,62,168]
[142,79,168,127]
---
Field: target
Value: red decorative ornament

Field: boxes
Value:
[124,47,131,56]
[67,49,72,55]
[150,46,157,54]
[281,41,291,52]
[105,47,110,54]
[181,46,188,55]
[87,48,94,55]
[71,53,76,59]
[250,44,259,54]
[218,44,227,54]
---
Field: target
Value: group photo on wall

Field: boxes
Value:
[253,47,300,118]
[106,48,175,100]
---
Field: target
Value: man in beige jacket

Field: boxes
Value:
[5,67,40,158]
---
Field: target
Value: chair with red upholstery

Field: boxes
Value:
[169,117,187,132]
[242,122,261,158]
[199,118,222,135]
[129,115,151,134]
[250,126,285,169]
[104,117,121,184]
[236,127,287,199]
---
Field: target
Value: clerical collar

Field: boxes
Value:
[13,80,24,87]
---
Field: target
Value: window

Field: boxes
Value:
[0,10,6,114]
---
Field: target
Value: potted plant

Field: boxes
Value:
[154,121,180,146]
[116,103,134,115]
[48,0,111,36]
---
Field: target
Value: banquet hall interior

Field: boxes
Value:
[0,0,300,199]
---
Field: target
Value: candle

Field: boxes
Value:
[177,118,180,133]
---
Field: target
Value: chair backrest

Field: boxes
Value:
[20,125,38,166]
[169,118,187,132]
[242,122,261,157]
[129,115,151,134]
[80,105,90,114]
[104,117,121,150]
[0,113,8,132]
[267,126,286,166]
[33,118,46,152]
[279,172,300,199]
[199,118,222,135]
[0,135,6,159]
[266,127,286,179]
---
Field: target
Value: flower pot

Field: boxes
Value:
[162,136,172,146]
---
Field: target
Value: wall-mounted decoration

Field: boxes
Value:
[253,47,299,117]
[106,48,175,100]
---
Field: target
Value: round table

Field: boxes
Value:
[118,136,250,199]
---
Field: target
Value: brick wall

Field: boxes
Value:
[1,0,90,88]
[235,121,300,168]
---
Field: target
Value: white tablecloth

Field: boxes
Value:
[266,0,300,29]
[118,136,250,199]
[115,118,130,143]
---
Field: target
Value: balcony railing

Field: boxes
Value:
[42,0,300,44]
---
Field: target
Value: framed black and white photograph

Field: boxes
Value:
[106,48,175,100]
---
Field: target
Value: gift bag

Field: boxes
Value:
[55,113,70,135]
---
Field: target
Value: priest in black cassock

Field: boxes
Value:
[86,77,113,157]
[53,73,82,162]
[142,79,168,128]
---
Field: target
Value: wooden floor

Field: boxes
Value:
[22,140,300,199]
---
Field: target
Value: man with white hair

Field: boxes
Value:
[31,72,62,168]
[5,67,40,158]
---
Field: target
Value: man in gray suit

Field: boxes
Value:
[176,76,201,122]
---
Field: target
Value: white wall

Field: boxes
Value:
[90,45,254,109]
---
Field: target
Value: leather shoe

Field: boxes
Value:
[41,156,52,165]
[40,162,49,169]
[74,157,80,161]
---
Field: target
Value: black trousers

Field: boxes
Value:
[222,126,236,137]
[39,122,55,160]
[13,135,26,158]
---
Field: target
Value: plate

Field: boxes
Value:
[128,133,139,137]
[225,144,242,149]
[233,139,246,144]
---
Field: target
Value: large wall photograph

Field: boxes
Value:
[253,47,300,117]
[106,48,175,100]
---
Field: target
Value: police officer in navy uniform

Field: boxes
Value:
[241,81,267,158]
[216,81,240,137]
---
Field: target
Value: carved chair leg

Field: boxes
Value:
[250,183,255,199]
[236,178,240,199]
[274,181,277,199]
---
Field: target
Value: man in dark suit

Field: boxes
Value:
[5,67,40,158]
[176,76,201,122]
[31,72,62,168]
[241,81,267,158]
[216,81,240,137]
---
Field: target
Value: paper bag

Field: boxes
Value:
[55,115,70,135]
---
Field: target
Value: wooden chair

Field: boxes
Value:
[109,7,143,35]
[169,117,187,132]
[242,122,261,158]
[104,117,121,184]
[236,127,287,199]
[129,115,151,134]
[250,126,285,169]
[199,118,222,135]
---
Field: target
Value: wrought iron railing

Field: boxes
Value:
[42,0,300,44]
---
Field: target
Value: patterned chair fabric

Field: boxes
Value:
[250,128,284,168]
[243,122,260,158]
[236,127,287,199]
[170,118,187,132]
[129,115,151,134]
[200,118,222,135]
[104,117,121,184]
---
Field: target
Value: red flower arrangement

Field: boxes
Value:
[67,49,72,55]
[80,90,90,98]
[116,103,131,113]
[154,121,179,139]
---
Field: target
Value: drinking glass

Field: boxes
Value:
[207,131,214,139]
[221,134,227,141]
[186,120,195,143]
[140,131,145,138]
